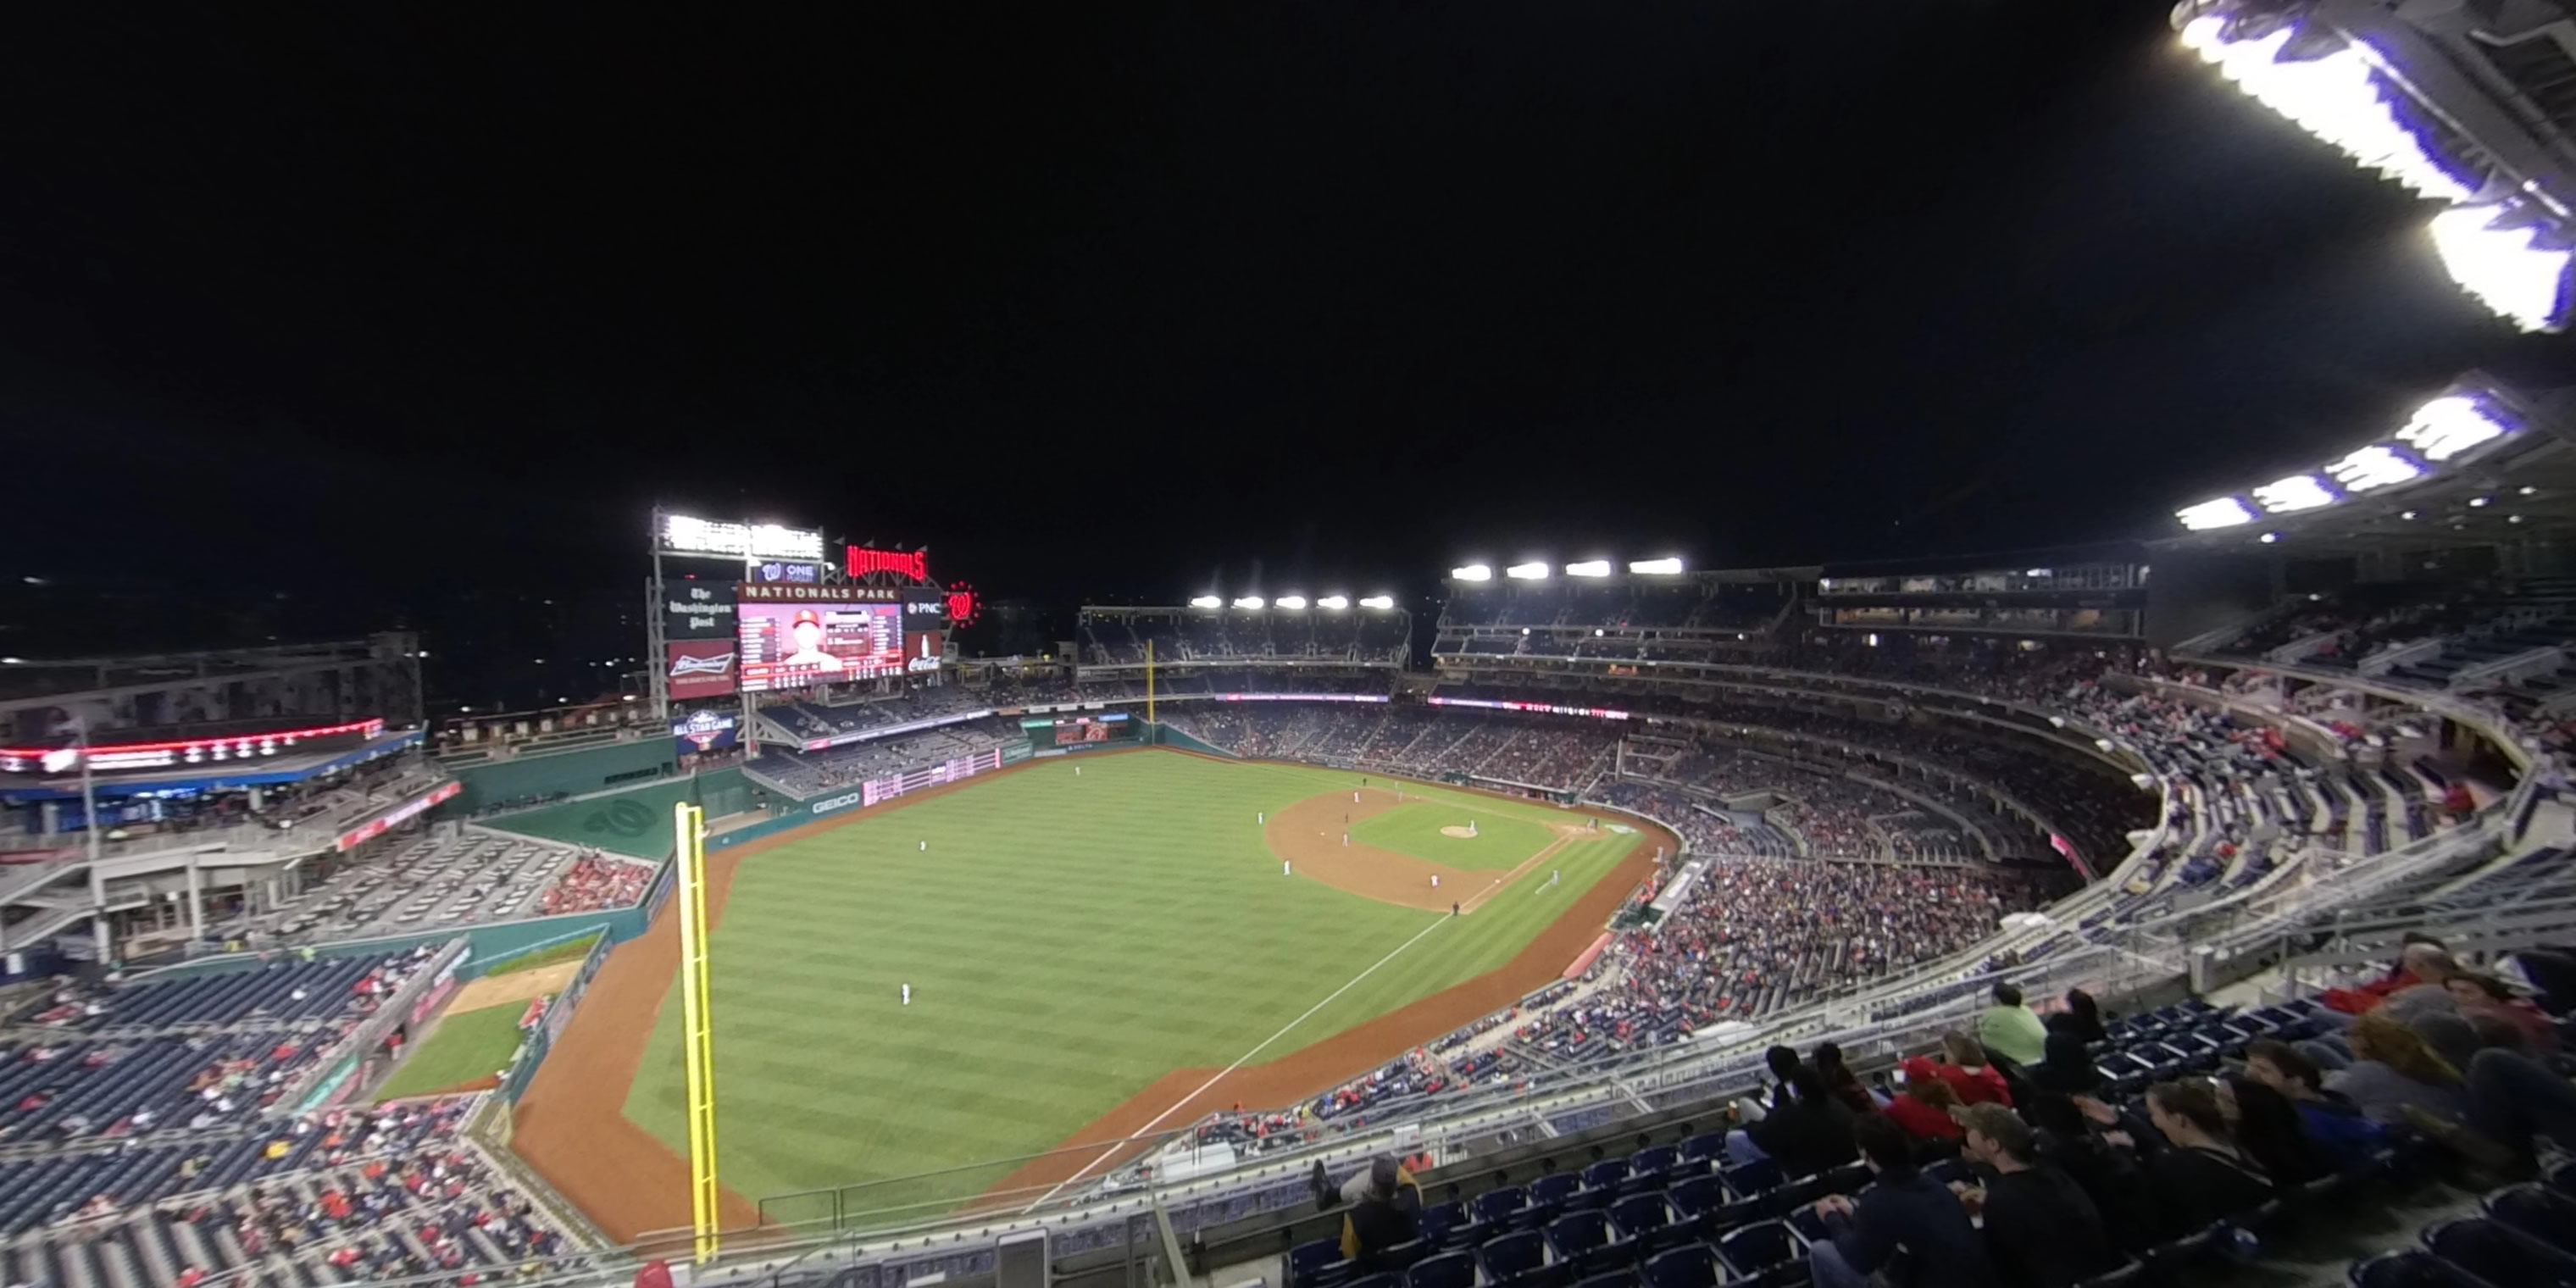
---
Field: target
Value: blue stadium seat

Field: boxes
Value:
[1417,1202,1461,1250]
[1290,1237,1342,1288]
[2348,1251,2492,1288]
[2074,1261,2144,1288]
[2489,1184,2576,1257]
[1609,1192,1686,1253]
[1679,1132,1728,1163]
[2423,1216,2576,1288]
[1715,1221,1807,1288]
[1478,1230,1546,1284]
[1476,1187,1530,1228]
[1643,1243,1726,1288]
[1544,1209,1632,1273]
[1407,1251,1475,1288]
[1718,1160,1779,1198]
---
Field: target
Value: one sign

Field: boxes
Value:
[752,561,821,584]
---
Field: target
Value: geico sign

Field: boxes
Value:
[810,791,866,815]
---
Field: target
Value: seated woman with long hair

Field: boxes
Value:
[2327,1010,2468,1127]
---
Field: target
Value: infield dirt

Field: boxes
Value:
[508,749,1671,1241]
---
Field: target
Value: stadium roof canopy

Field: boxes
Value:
[2151,375,2576,558]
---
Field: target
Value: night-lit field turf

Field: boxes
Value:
[1350,802,1560,869]
[619,750,1638,1209]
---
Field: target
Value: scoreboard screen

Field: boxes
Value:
[1022,713,1138,747]
[737,602,905,691]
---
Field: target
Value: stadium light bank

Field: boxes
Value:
[1563,559,1613,578]
[2174,6,2572,332]
[2173,388,2519,532]
[1451,564,1493,581]
[1504,562,1551,580]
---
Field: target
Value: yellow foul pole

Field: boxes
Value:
[673,802,721,1263]
[1146,639,1156,724]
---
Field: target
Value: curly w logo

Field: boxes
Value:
[583,797,656,837]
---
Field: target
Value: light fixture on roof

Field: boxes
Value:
[1564,559,1613,578]
[2024,569,2051,578]
[2401,510,2418,520]
[2428,204,2574,334]
[2510,514,2526,524]
[2324,445,2422,493]
[2395,394,2513,462]
[2251,474,2335,514]
[2174,17,2474,204]
[1504,561,1550,580]
[2522,486,2539,496]
[1231,596,1264,609]
[1274,595,1308,610]
[1627,557,1685,575]
[2177,497,2257,530]
[2470,496,2492,508]
[1188,595,1221,608]
[1452,564,1492,581]
[1358,595,1395,610]
[1317,595,1350,610]
[2259,532,2282,544]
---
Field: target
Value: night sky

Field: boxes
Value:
[3,3,2569,697]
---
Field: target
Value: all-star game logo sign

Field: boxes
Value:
[672,708,739,753]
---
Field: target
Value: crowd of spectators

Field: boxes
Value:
[536,852,652,916]
[747,717,1019,797]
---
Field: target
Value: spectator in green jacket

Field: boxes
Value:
[1979,982,2048,1068]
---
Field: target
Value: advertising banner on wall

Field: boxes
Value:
[662,582,738,640]
[671,708,741,755]
[665,641,739,700]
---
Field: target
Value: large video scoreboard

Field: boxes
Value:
[736,601,907,692]
[1022,713,1140,747]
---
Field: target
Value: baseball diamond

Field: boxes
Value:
[509,748,1666,1237]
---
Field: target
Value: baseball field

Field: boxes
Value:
[510,748,1668,1240]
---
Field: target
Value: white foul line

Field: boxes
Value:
[1020,913,1456,1212]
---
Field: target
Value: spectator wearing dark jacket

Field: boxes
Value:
[1955,1104,2122,1288]
[2245,1041,2384,1169]
[1812,1041,1879,1116]
[2046,988,2107,1044]
[1335,1157,1418,1268]
[1808,1115,1994,1288]
[2141,1080,2274,1238]
[1732,1067,1860,1179]
[2027,1030,2102,1096]
[2024,1094,2161,1255]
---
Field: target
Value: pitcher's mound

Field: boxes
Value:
[1439,825,1478,839]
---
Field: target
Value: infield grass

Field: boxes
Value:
[1349,802,1557,870]
[376,1005,528,1102]
[619,750,1637,1212]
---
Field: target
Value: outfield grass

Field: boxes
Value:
[621,751,1636,1208]
[478,932,602,977]
[377,1005,529,1101]
[1349,802,1556,870]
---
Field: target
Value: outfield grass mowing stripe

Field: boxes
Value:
[622,752,1645,1202]
[1023,910,1455,1210]
[376,1005,529,1101]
